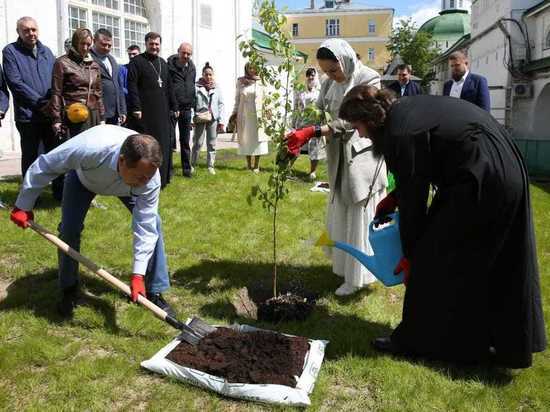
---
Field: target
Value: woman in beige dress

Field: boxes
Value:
[229,63,269,173]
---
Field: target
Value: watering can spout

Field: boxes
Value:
[315,231,334,247]
[314,213,404,287]
[315,231,379,274]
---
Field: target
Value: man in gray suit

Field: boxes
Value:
[91,28,126,125]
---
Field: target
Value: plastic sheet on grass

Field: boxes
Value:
[141,323,328,407]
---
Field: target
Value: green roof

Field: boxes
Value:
[418,10,470,41]
[252,29,308,61]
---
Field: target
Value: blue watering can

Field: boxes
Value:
[316,212,404,287]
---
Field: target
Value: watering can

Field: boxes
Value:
[316,212,404,287]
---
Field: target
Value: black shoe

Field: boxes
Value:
[57,284,80,318]
[182,170,192,178]
[372,337,401,354]
[147,293,176,318]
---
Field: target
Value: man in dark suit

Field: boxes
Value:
[91,28,126,125]
[0,63,8,126]
[3,16,63,200]
[387,64,422,97]
[443,49,490,112]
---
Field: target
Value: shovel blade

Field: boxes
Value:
[188,317,217,337]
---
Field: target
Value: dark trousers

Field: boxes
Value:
[177,109,193,172]
[106,116,119,125]
[16,121,64,200]
[58,170,170,293]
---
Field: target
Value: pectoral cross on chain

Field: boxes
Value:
[158,77,163,88]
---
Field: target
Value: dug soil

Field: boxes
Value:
[235,280,317,323]
[257,293,315,323]
[166,327,310,387]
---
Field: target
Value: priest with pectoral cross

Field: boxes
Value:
[127,31,177,188]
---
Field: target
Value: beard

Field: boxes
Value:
[452,70,466,81]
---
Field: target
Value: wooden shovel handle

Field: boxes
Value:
[28,220,168,321]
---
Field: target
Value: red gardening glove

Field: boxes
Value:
[130,274,146,302]
[286,126,316,156]
[10,207,34,229]
[374,192,398,221]
[394,257,410,287]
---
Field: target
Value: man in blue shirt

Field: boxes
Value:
[10,125,175,318]
[0,63,9,126]
[2,17,63,200]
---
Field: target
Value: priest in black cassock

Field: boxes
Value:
[338,85,546,369]
[127,32,177,188]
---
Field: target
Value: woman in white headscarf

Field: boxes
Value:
[286,39,388,296]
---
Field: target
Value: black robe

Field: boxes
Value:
[382,95,546,368]
[127,53,176,188]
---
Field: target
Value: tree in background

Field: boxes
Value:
[387,18,439,87]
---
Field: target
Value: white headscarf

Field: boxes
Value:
[318,38,380,117]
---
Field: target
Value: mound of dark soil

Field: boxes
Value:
[166,327,310,387]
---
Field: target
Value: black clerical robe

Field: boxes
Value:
[127,53,176,188]
[381,95,546,368]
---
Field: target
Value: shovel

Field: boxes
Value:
[1,200,215,345]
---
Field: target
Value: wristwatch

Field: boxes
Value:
[314,125,322,137]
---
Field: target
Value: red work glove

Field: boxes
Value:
[374,191,398,221]
[10,207,34,229]
[394,257,410,287]
[130,274,146,302]
[286,126,316,156]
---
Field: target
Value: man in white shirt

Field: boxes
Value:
[10,125,174,318]
[443,50,490,111]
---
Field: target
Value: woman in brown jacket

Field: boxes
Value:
[48,28,104,138]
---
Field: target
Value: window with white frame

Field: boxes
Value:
[125,19,148,51]
[545,30,550,49]
[69,6,88,34]
[368,20,376,33]
[450,0,455,8]
[368,48,375,61]
[292,23,299,37]
[326,19,340,37]
[200,4,212,29]
[92,12,121,57]
[124,0,147,17]
[68,1,149,60]
[92,0,119,10]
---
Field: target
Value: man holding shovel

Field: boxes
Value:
[9,124,176,318]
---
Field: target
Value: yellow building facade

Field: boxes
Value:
[283,3,394,75]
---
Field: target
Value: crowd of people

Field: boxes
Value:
[3,17,546,370]
[0,17,274,191]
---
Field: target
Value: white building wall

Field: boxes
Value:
[468,0,540,133]
[0,0,252,157]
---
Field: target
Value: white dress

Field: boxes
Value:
[234,82,269,156]
[318,39,387,289]
[294,88,327,161]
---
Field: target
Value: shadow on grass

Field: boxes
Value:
[533,181,550,195]
[171,259,371,303]
[412,358,514,387]
[0,269,124,334]
[175,259,517,387]
[0,186,61,210]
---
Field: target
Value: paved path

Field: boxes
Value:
[0,133,239,179]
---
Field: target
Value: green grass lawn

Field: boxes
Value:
[1,150,549,411]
